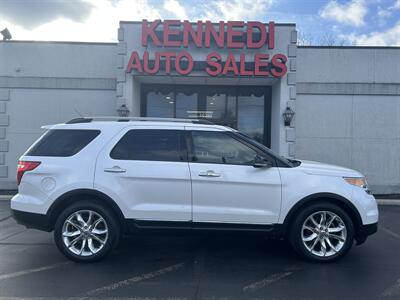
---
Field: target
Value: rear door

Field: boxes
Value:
[186,127,282,224]
[95,125,192,221]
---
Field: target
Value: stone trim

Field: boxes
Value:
[117,69,126,83]
[0,128,6,139]
[0,77,116,90]
[288,143,295,157]
[285,33,297,157]
[0,115,9,126]
[0,141,9,152]
[0,89,9,177]
[288,44,297,57]
[289,59,296,72]
[290,86,296,99]
[117,42,127,55]
[0,102,6,113]
[0,166,8,178]
[290,30,298,44]
[287,73,296,85]
[286,128,295,142]
[116,26,128,114]
[287,100,295,110]
[116,83,124,97]
[0,89,10,101]
[297,82,400,95]
[118,27,125,42]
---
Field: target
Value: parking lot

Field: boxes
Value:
[0,200,400,300]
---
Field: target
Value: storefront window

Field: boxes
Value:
[141,84,271,146]
[146,91,174,118]
[238,93,265,144]
[176,92,198,118]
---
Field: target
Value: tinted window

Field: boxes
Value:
[26,129,100,157]
[110,130,186,162]
[191,131,257,165]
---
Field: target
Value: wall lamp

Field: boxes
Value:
[117,104,130,117]
[283,107,295,126]
[1,28,12,41]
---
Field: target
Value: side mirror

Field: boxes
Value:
[253,155,272,168]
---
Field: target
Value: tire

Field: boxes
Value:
[289,202,355,262]
[54,200,120,262]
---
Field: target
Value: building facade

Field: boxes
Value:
[0,20,399,194]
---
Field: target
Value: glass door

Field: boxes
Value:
[141,84,271,146]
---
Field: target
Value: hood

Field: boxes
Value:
[297,160,363,178]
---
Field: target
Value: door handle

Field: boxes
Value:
[198,170,221,177]
[104,166,126,173]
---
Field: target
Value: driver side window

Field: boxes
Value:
[191,131,257,165]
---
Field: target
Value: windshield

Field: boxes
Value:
[234,131,297,167]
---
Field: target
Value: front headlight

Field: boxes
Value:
[343,177,369,191]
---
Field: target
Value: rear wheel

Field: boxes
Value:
[54,200,120,262]
[289,202,354,262]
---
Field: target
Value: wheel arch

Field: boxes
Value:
[46,189,126,232]
[281,193,363,238]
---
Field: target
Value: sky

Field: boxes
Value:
[0,0,400,46]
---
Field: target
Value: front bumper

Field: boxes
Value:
[12,209,52,232]
[356,222,378,245]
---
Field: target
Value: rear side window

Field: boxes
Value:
[110,129,186,162]
[26,129,100,157]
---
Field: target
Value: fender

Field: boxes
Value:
[281,192,363,236]
[46,188,125,231]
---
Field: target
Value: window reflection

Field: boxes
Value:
[176,92,198,118]
[146,92,174,118]
[204,94,238,128]
[206,94,225,119]
[142,85,270,146]
[237,94,264,144]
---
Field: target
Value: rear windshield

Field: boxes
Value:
[26,129,100,157]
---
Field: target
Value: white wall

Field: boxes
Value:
[297,47,400,83]
[0,41,118,189]
[0,41,117,78]
[296,47,400,194]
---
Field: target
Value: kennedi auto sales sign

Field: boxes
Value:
[126,20,288,77]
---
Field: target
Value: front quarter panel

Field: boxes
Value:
[278,167,369,224]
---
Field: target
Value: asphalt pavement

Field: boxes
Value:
[1,200,400,300]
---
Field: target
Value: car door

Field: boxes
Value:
[95,125,192,222]
[186,127,282,224]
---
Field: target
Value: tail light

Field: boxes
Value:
[17,161,41,185]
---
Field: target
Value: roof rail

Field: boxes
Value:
[66,117,214,125]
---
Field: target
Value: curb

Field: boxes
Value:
[377,199,400,206]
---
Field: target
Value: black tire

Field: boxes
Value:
[54,200,120,262]
[289,201,355,262]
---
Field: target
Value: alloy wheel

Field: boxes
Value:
[301,211,347,257]
[62,210,109,257]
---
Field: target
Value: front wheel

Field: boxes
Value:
[289,202,355,262]
[54,200,120,262]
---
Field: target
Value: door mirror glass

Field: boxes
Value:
[253,155,271,168]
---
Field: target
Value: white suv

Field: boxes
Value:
[11,117,378,262]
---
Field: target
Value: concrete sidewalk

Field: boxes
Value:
[0,195,13,201]
[0,194,399,205]
[377,199,400,206]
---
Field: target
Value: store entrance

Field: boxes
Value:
[141,84,272,146]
